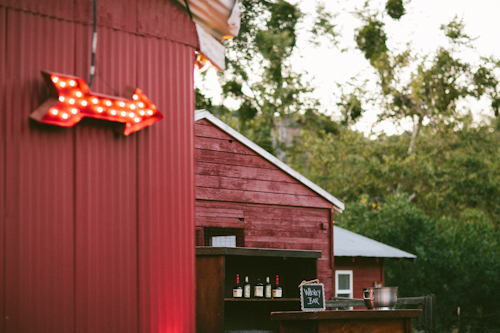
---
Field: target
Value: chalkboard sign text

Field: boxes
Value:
[300,283,326,311]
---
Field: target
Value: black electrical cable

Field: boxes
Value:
[88,0,97,88]
[183,0,193,20]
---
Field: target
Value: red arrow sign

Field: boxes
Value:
[30,71,163,135]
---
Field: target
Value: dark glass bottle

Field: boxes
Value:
[232,274,242,298]
[272,275,282,298]
[254,278,264,298]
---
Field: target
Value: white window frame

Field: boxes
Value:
[210,235,237,247]
[335,270,353,299]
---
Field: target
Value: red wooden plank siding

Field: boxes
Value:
[197,187,332,208]
[194,120,336,297]
[335,257,385,299]
[196,149,280,170]
[196,162,301,183]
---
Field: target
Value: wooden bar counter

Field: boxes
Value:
[271,309,422,333]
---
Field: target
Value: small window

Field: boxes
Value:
[203,227,244,247]
[211,235,236,247]
[335,270,353,298]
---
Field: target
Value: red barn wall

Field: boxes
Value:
[194,119,336,297]
[334,257,385,299]
[1,1,197,332]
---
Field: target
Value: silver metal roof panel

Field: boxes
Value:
[334,226,416,259]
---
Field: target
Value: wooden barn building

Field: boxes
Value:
[333,226,416,300]
[194,110,345,298]
[194,110,416,300]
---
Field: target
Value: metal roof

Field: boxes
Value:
[195,110,345,212]
[334,226,416,259]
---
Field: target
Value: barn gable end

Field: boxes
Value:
[194,111,344,298]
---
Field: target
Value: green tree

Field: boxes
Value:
[196,0,341,156]
[354,13,500,154]
[337,195,500,333]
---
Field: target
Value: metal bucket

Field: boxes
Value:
[363,287,398,310]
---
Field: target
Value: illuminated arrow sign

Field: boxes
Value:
[30,71,163,135]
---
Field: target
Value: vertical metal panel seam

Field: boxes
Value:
[134,27,141,333]
[72,6,78,331]
[1,7,7,333]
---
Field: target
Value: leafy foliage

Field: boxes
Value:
[310,2,339,46]
[355,18,388,62]
[337,195,500,332]
[385,0,406,20]
[353,13,500,154]
[196,3,500,331]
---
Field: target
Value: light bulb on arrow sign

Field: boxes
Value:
[30,71,163,135]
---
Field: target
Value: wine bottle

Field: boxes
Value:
[265,276,272,298]
[272,275,282,298]
[254,278,264,298]
[244,276,251,298]
[232,274,242,298]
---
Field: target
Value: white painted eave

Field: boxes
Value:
[195,110,345,212]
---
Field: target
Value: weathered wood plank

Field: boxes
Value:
[283,242,329,252]
[196,200,244,210]
[246,236,329,247]
[246,229,328,239]
[271,310,422,320]
[244,241,287,249]
[196,149,279,170]
[244,205,329,217]
[195,162,300,184]
[196,187,332,208]
[195,123,236,141]
[197,175,319,197]
[218,177,319,197]
[196,256,225,333]
[195,216,245,227]
[195,174,220,188]
[246,214,330,223]
[195,119,212,127]
[245,224,328,234]
[196,209,244,219]
[195,136,258,156]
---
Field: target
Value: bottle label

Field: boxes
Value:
[272,289,282,298]
[265,286,272,298]
[254,286,263,297]
[244,285,251,298]
[233,289,242,298]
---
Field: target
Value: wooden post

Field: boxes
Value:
[424,294,436,333]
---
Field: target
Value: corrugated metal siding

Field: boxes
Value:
[0,6,6,331]
[137,36,196,333]
[0,0,74,21]
[1,1,197,332]
[3,10,76,333]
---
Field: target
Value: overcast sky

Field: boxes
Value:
[196,0,500,135]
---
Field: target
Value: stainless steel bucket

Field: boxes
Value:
[363,287,398,310]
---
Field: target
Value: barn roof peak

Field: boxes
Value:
[195,110,345,212]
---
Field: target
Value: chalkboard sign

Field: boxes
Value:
[300,283,325,311]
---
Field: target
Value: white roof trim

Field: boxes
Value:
[195,110,345,212]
